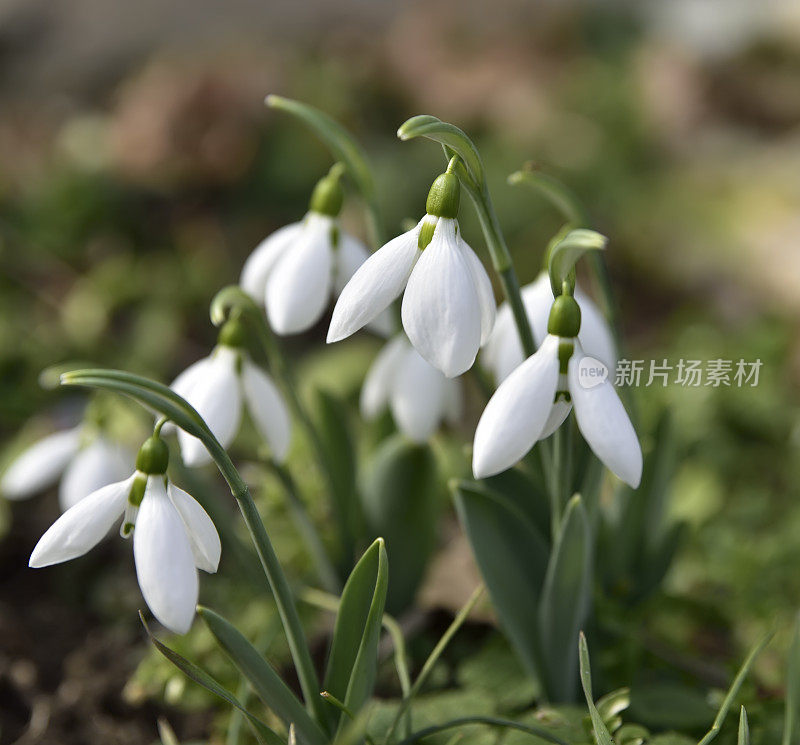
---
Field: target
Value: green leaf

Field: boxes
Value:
[507,167,589,227]
[361,435,441,613]
[698,631,773,745]
[539,495,592,701]
[310,388,364,571]
[784,615,800,745]
[596,688,631,732]
[547,229,607,296]
[578,633,615,745]
[738,707,750,745]
[140,613,284,745]
[452,480,549,689]
[615,724,649,745]
[197,606,327,745]
[266,95,375,202]
[323,538,389,732]
[397,115,484,188]
[629,683,714,730]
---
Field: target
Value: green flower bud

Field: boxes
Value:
[425,172,460,219]
[135,435,169,475]
[217,317,247,348]
[548,294,581,338]
[308,166,344,217]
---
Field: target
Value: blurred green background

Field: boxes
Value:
[2,0,800,742]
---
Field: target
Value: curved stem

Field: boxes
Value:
[394,717,569,745]
[468,185,536,358]
[202,436,326,725]
[385,585,484,745]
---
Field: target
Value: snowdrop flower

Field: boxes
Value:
[170,319,291,468]
[240,164,392,336]
[473,293,642,487]
[483,272,617,383]
[30,433,220,634]
[361,335,461,442]
[328,169,496,378]
[1,424,132,512]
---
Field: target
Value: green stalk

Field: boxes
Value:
[213,287,358,567]
[385,585,485,745]
[58,369,326,727]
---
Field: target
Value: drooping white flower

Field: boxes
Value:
[328,171,495,378]
[171,325,291,468]
[29,435,220,634]
[360,335,461,442]
[1,425,132,511]
[482,272,617,383]
[473,294,641,487]
[240,167,392,336]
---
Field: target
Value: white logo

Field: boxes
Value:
[577,356,608,389]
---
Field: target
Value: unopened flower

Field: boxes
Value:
[240,165,392,336]
[482,272,616,383]
[473,294,641,487]
[170,319,291,467]
[1,425,132,511]
[30,434,220,634]
[361,335,461,442]
[328,170,496,378]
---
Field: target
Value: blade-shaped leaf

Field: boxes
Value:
[698,631,773,745]
[266,95,375,202]
[361,435,441,614]
[738,707,750,745]
[539,495,592,701]
[548,229,607,296]
[397,115,484,187]
[323,538,388,731]
[140,613,284,745]
[452,480,549,689]
[579,632,616,745]
[198,606,328,745]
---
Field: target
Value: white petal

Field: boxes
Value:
[265,213,334,334]
[1,428,82,500]
[568,351,642,488]
[538,397,573,440]
[29,476,132,567]
[240,358,291,462]
[134,478,198,634]
[472,335,561,478]
[459,238,496,345]
[240,222,304,302]
[360,336,408,420]
[178,347,242,467]
[333,231,370,295]
[575,287,617,374]
[481,303,522,383]
[391,347,448,442]
[327,218,424,343]
[171,356,214,400]
[167,483,221,573]
[59,438,133,512]
[521,272,554,348]
[402,218,482,378]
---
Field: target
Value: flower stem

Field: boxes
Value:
[468,187,536,357]
[203,435,326,725]
[384,584,484,745]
